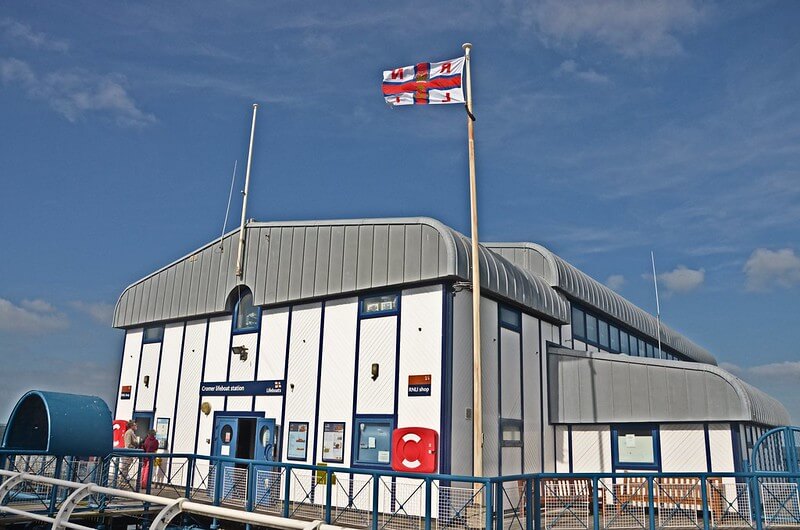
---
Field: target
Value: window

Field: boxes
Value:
[499,306,521,330]
[360,294,399,317]
[599,321,610,349]
[619,331,629,354]
[500,418,523,447]
[354,417,393,466]
[646,343,654,358]
[233,290,260,332]
[571,306,585,339]
[613,425,659,470]
[609,326,620,352]
[638,339,646,358]
[586,314,598,344]
[143,326,164,343]
[629,335,639,356]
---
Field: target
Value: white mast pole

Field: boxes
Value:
[651,251,663,358]
[235,104,258,279]
[463,42,483,480]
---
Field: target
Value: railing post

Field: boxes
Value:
[213,460,223,506]
[525,478,533,530]
[592,476,600,530]
[246,461,255,514]
[185,456,195,499]
[647,476,655,530]
[48,456,64,516]
[700,474,710,530]
[371,473,379,530]
[325,468,333,524]
[495,481,503,530]
[485,480,494,530]
[751,473,764,530]
[283,465,292,518]
[533,477,541,530]
[424,477,432,530]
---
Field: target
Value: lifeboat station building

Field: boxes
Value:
[112,217,789,479]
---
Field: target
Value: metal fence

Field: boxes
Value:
[2,450,799,530]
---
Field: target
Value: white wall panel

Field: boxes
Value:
[116,329,143,420]
[660,424,708,472]
[522,314,542,473]
[480,298,499,477]
[709,423,735,472]
[572,426,612,472]
[228,332,258,411]
[254,307,290,422]
[356,316,397,415]
[573,340,586,351]
[173,320,207,456]
[153,323,184,433]
[283,303,322,463]
[541,321,557,472]
[555,425,569,472]
[450,291,473,477]
[316,297,358,467]
[136,343,161,411]
[204,316,232,381]
[397,285,442,431]
[500,327,522,420]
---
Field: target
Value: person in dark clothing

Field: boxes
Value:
[141,429,159,488]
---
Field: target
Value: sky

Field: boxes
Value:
[0,1,798,425]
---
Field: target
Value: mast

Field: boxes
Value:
[235,104,259,279]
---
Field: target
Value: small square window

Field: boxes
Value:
[360,294,399,316]
[500,418,523,447]
[499,306,521,330]
[143,326,164,343]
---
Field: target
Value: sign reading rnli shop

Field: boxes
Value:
[200,380,284,396]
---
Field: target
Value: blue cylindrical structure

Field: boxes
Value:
[2,390,112,457]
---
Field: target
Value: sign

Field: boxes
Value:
[200,380,284,396]
[322,422,345,463]
[287,422,308,461]
[391,427,438,473]
[407,374,431,397]
[120,386,132,400]
[315,462,337,485]
[155,418,170,449]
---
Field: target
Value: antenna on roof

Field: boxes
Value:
[651,251,663,358]
[235,104,259,278]
[218,160,238,252]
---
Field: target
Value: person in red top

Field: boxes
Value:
[141,429,159,488]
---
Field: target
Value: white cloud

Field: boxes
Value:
[0,297,68,333]
[605,274,625,291]
[524,0,706,58]
[0,18,69,52]
[749,361,800,379]
[70,301,114,325]
[0,57,155,126]
[555,60,611,84]
[744,248,800,292]
[658,265,705,293]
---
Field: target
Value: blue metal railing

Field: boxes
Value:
[2,449,800,530]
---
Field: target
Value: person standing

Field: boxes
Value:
[119,420,138,488]
[141,429,159,489]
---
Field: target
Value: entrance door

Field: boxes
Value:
[254,418,277,463]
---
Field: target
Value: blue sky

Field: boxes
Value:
[1,1,798,424]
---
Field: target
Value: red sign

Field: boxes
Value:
[112,420,127,448]
[120,385,132,400]
[391,427,438,473]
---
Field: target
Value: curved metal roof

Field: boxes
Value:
[549,346,790,426]
[113,218,569,328]
[487,243,717,365]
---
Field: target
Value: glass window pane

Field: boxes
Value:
[500,419,523,447]
[571,306,585,339]
[586,314,598,343]
[599,321,609,348]
[638,339,646,357]
[616,427,656,465]
[361,294,398,316]
[144,326,164,342]
[629,335,639,356]
[499,306,521,329]
[620,331,629,354]
[609,326,620,352]
[646,343,654,358]
[235,292,259,330]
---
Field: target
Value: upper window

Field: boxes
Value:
[613,425,659,470]
[609,325,620,352]
[499,306,521,330]
[571,306,585,338]
[143,325,164,343]
[360,293,399,317]
[598,321,610,349]
[585,314,598,344]
[620,330,629,354]
[233,290,260,332]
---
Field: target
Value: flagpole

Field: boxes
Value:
[235,103,258,279]
[651,251,663,358]
[463,42,483,480]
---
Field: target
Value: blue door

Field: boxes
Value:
[212,416,239,501]
[253,418,279,509]
[254,418,277,463]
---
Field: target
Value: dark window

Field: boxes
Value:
[629,335,639,356]
[233,290,260,332]
[646,343,654,358]
[571,306,585,339]
[586,314,598,344]
[620,331,629,354]
[360,294,399,316]
[599,320,610,349]
[354,417,393,467]
[609,326,620,352]
[499,306,521,330]
[638,339,646,358]
[143,326,164,343]
[500,418,523,448]
[613,425,659,469]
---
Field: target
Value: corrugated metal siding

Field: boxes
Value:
[548,346,790,426]
[487,243,717,365]
[114,218,569,328]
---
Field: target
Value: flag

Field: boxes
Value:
[382,56,464,106]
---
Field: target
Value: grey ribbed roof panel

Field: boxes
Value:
[113,218,569,328]
[548,346,790,427]
[487,243,717,366]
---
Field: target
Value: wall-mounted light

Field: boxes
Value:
[371,363,379,381]
[231,345,249,361]
[143,375,150,388]
[201,402,212,416]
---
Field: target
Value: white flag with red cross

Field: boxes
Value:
[381,56,465,106]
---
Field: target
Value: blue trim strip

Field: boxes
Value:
[132,330,146,412]
[568,425,574,473]
[439,284,453,476]
[311,301,327,466]
[704,423,713,472]
[278,306,293,462]
[151,329,166,413]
